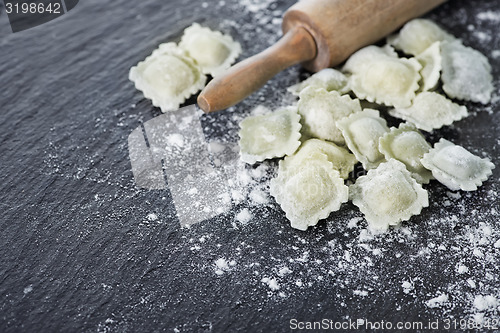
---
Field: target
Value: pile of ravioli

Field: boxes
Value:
[238,19,495,231]
[129,23,241,112]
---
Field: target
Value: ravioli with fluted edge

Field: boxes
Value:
[129,43,206,112]
[421,139,495,191]
[389,91,468,132]
[416,41,442,92]
[281,139,357,179]
[238,106,302,164]
[179,23,241,77]
[336,109,389,170]
[287,68,349,96]
[441,40,493,104]
[343,45,422,108]
[298,87,361,144]
[387,18,456,56]
[270,158,349,231]
[379,123,433,184]
[350,159,429,231]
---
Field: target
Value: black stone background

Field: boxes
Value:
[0,0,499,332]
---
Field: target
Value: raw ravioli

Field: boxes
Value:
[238,106,302,164]
[336,109,389,170]
[270,158,349,231]
[180,23,241,77]
[387,18,456,56]
[379,123,433,184]
[389,91,468,132]
[287,68,349,96]
[421,139,495,191]
[441,40,493,104]
[350,159,429,231]
[129,43,207,112]
[298,87,361,144]
[281,139,357,179]
[416,41,442,91]
[343,45,422,108]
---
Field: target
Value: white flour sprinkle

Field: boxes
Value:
[261,277,280,291]
[425,293,449,308]
[235,208,253,224]
[473,295,498,311]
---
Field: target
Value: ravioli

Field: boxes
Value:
[238,106,302,164]
[379,123,433,184]
[281,138,358,179]
[389,91,468,132]
[270,158,349,231]
[287,68,349,96]
[336,109,389,170]
[387,18,456,56]
[297,87,361,144]
[350,159,429,231]
[179,23,241,77]
[441,40,493,104]
[129,43,207,112]
[343,45,422,108]
[421,139,495,191]
[416,41,442,91]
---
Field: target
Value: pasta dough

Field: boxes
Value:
[379,123,433,184]
[298,87,361,144]
[387,18,456,56]
[416,41,442,91]
[179,23,241,77]
[389,91,468,132]
[336,109,389,170]
[441,40,493,104]
[343,45,422,108]
[270,158,349,231]
[350,159,429,231]
[421,139,495,191]
[238,106,302,164]
[287,68,349,96]
[129,43,207,112]
[281,139,358,179]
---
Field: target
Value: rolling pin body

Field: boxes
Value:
[198,0,447,112]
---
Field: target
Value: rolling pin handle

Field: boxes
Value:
[197,26,317,113]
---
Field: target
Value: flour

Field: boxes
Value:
[473,295,498,311]
[425,293,449,308]
[235,208,253,224]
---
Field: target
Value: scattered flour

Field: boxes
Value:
[235,208,253,224]
[473,295,498,311]
[425,293,449,308]
[261,277,280,291]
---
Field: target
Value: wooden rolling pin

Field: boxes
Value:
[197,0,447,113]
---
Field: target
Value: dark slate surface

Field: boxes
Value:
[0,0,499,332]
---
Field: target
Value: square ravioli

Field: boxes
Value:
[421,139,495,191]
[298,87,361,144]
[387,18,456,56]
[350,159,429,231]
[129,43,206,112]
[342,45,422,108]
[281,139,358,179]
[389,91,468,132]
[238,106,302,164]
[441,40,493,104]
[379,123,433,184]
[179,23,241,77]
[270,158,349,231]
[287,68,349,96]
[336,109,389,170]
